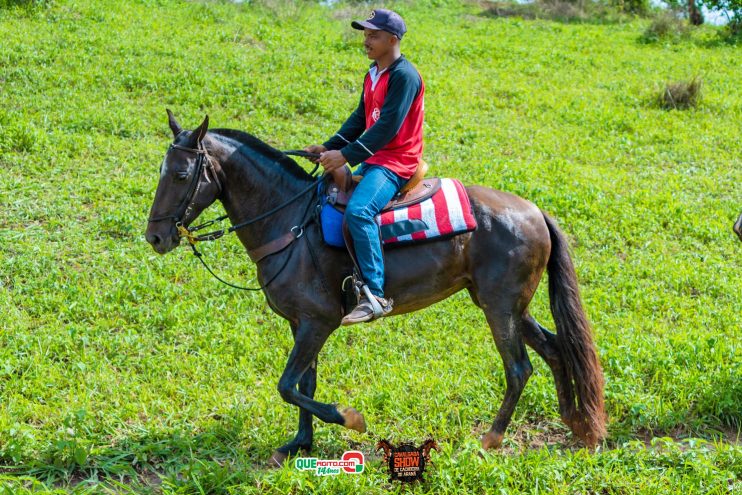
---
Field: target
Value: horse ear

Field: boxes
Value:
[183,114,209,147]
[166,108,183,138]
[196,115,209,142]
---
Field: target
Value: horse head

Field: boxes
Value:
[145,109,223,254]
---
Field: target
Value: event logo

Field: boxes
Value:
[294,451,364,476]
[376,438,439,483]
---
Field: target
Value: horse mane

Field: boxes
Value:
[209,128,313,181]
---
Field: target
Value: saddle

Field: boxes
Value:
[326,160,440,213]
[327,160,438,316]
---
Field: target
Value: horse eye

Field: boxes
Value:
[176,172,189,181]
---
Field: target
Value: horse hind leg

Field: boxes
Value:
[478,305,533,450]
[519,313,577,433]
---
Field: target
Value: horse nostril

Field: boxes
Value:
[146,232,162,246]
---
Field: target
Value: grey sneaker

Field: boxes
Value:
[341,294,393,325]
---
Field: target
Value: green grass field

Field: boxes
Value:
[1,0,740,493]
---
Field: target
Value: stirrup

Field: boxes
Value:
[360,284,384,319]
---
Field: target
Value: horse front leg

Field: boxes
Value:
[268,320,366,467]
[268,322,318,466]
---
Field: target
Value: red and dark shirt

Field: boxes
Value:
[323,54,425,180]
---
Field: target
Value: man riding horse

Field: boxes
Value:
[305,9,424,325]
[146,10,607,468]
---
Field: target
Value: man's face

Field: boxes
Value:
[363,28,396,60]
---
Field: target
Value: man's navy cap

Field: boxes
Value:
[351,9,407,39]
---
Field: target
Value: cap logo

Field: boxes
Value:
[367,10,376,20]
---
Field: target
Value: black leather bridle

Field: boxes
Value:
[146,140,324,291]
[147,142,223,231]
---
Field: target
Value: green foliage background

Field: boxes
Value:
[0,0,740,493]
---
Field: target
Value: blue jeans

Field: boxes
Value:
[346,163,409,298]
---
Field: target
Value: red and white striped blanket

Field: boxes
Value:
[376,178,477,245]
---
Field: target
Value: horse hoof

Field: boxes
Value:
[339,407,367,433]
[268,450,288,468]
[480,431,504,450]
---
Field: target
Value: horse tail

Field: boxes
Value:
[541,210,606,446]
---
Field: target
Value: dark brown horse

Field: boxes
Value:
[145,112,606,467]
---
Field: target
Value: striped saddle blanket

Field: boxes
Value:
[319,178,478,247]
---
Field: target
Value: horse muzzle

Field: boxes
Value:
[145,224,180,254]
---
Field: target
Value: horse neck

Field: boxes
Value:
[207,134,314,252]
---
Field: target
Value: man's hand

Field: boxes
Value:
[303,144,327,163]
[319,149,348,172]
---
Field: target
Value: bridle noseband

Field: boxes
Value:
[147,142,223,236]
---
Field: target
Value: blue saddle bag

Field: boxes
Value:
[318,181,347,248]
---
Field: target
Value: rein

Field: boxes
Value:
[148,144,326,291]
[179,150,322,244]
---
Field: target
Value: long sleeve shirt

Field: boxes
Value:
[323,54,425,180]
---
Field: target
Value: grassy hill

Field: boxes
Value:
[0,0,740,493]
